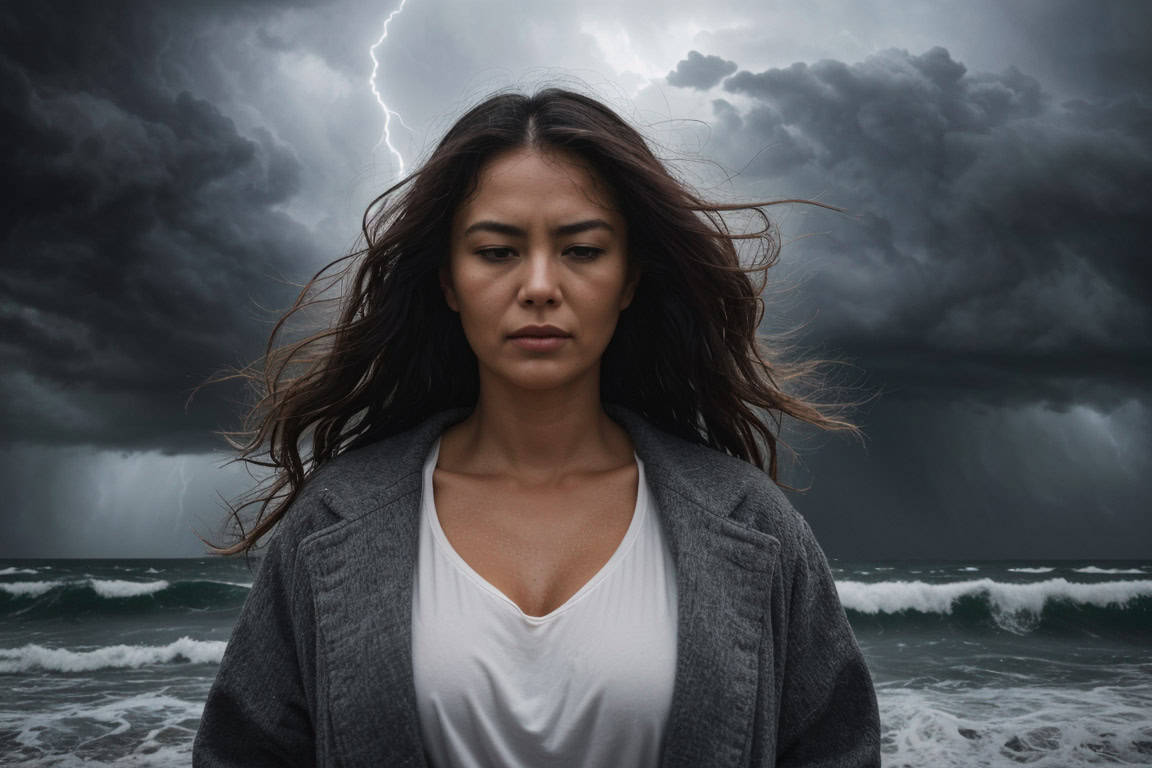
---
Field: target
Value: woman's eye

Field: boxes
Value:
[567,246,604,260]
[476,247,603,261]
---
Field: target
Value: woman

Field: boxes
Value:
[193,87,881,767]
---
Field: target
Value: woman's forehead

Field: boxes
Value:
[478,147,606,193]
[455,147,624,229]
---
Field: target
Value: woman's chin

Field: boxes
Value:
[485,365,597,393]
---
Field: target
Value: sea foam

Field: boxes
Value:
[879,682,1152,767]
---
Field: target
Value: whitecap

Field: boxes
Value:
[836,577,1152,617]
[86,578,169,598]
[203,580,253,589]
[1074,566,1144,574]
[0,580,63,597]
[0,636,227,673]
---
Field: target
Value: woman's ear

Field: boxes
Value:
[439,265,459,312]
[621,264,641,310]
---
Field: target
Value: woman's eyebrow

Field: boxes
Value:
[462,219,616,238]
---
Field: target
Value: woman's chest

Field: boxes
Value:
[431,464,638,618]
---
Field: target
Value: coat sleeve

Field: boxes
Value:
[192,511,320,768]
[774,514,881,768]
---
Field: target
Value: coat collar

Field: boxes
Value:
[305,404,781,768]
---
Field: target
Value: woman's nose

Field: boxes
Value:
[517,251,561,306]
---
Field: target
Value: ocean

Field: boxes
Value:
[1,557,1150,766]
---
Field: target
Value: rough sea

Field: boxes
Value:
[2,557,1150,766]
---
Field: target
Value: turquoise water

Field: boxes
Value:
[2,557,1150,766]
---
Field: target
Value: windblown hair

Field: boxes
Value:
[198,86,869,559]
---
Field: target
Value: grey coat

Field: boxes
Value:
[193,403,881,767]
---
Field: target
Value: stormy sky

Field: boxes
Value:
[1,0,1148,559]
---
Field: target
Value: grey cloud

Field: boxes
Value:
[722,48,1045,167]
[705,46,1151,413]
[666,50,738,90]
[1001,0,1152,99]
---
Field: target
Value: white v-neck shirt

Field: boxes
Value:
[411,436,679,768]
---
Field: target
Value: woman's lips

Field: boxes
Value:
[509,335,569,351]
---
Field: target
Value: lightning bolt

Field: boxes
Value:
[369,0,411,179]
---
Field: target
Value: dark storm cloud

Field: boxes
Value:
[781,395,1152,560]
[0,3,326,452]
[706,46,1151,412]
[666,50,738,90]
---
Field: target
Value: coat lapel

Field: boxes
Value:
[308,404,780,768]
[608,405,780,768]
[308,407,472,768]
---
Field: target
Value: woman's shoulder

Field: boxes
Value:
[690,441,819,566]
[606,403,815,553]
[281,407,474,526]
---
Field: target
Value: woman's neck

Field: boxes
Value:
[437,388,634,486]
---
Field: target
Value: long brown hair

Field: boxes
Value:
[198,86,870,559]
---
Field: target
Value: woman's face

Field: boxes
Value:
[441,146,637,394]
